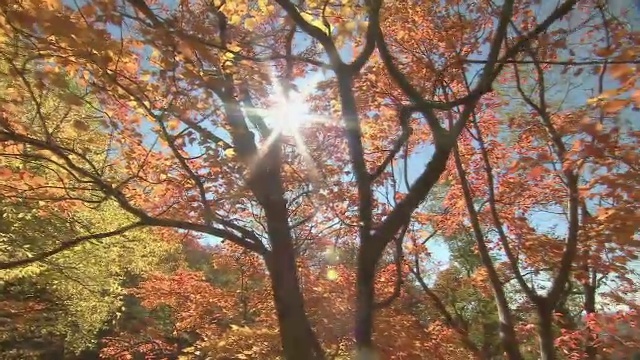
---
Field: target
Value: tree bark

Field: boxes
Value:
[537,301,556,360]
[335,66,380,355]
[265,251,324,360]
[583,270,598,360]
[354,258,376,352]
[582,206,598,360]
[264,218,324,360]
[495,301,525,360]
[257,144,324,360]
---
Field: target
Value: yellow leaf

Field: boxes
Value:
[43,0,61,10]
[586,95,612,106]
[301,12,328,34]
[326,268,339,280]
[224,148,236,158]
[167,119,180,131]
[341,6,354,17]
[258,0,268,12]
[336,21,356,38]
[227,43,242,53]
[244,18,257,30]
[229,14,242,25]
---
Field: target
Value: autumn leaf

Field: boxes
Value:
[609,63,634,79]
[594,47,615,57]
[528,165,545,179]
[223,148,236,158]
[601,99,629,114]
[1,1,636,360]
[61,92,84,106]
[244,18,258,31]
[228,14,242,26]
[72,119,90,132]
[632,90,640,106]
[167,119,180,131]
[0,167,12,179]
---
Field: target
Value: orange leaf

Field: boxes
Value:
[631,90,640,106]
[594,47,615,57]
[0,167,12,179]
[602,99,628,113]
[528,165,545,179]
[610,63,634,79]
[167,119,180,131]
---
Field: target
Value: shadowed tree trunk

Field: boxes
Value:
[257,142,325,359]
[536,299,556,360]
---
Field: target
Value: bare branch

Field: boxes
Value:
[0,130,268,254]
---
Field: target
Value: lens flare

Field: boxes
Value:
[326,268,339,281]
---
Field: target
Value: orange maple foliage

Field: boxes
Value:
[1,0,638,359]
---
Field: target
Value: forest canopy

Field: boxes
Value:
[0,0,639,359]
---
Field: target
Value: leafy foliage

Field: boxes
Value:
[0,0,639,359]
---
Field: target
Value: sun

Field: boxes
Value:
[244,73,330,182]
[265,87,314,136]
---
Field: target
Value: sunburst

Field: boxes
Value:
[247,73,330,181]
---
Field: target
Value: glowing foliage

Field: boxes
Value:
[0,0,639,359]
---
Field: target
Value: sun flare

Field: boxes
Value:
[244,72,331,183]
[265,87,314,136]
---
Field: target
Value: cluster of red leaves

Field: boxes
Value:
[102,241,443,359]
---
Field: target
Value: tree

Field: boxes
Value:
[429,3,640,359]
[0,201,180,357]
[0,0,633,359]
[0,32,182,358]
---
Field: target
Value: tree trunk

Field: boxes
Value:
[481,322,493,359]
[335,66,381,356]
[452,145,524,360]
[583,272,598,360]
[354,258,376,353]
[257,151,324,359]
[265,239,324,360]
[495,301,525,360]
[537,302,556,360]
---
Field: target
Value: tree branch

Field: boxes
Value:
[273,0,343,66]
[369,106,412,181]
[349,0,381,74]
[0,222,144,270]
[0,130,268,254]
[374,224,407,309]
